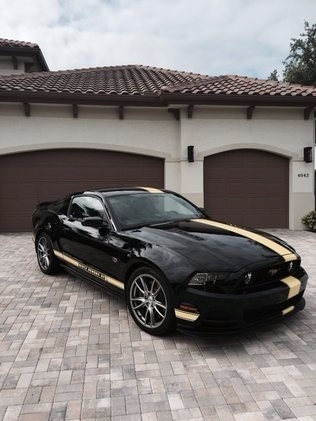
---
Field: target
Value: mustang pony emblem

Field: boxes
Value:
[268,268,281,277]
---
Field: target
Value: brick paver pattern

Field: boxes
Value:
[0,230,315,420]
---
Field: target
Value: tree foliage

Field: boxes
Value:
[282,21,316,85]
[267,69,279,82]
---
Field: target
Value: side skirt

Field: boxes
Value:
[61,263,125,298]
[53,249,125,297]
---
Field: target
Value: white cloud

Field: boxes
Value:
[0,0,315,77]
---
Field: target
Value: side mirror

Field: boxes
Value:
[82,216,107,229]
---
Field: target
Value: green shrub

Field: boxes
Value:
[301,210,316,230]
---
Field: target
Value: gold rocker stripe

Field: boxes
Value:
[175,309,200,322]
[281,276,301,299]
[54,250,78,266]
[53,250,125,290]
[193,219,297,262]
[139,187,163,193]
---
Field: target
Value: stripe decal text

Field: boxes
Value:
[54,250,125,290]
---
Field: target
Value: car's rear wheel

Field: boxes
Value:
[36,233,59,274]
[127,267,176,335]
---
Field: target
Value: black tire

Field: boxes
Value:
[127,267,176,336]
[36,233,59,274]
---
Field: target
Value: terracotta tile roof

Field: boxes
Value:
[0,38,40,49]
[161,75,316,97]
[0,65,315,105]
[0,65,207,96]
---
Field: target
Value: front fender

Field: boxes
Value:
[125,243,195,287]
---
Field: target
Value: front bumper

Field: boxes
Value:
[174,269,308,335]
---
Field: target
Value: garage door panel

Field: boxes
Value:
[1,216,30,232]
[204,149,289,228]
[36,183,84,198]
[0,149,164,232]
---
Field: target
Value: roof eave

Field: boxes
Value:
[160,93,316,107]
[36,50,49,72]
[0,91,315,108]
[0,91,162,106]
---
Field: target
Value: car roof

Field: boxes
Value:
[81,187,166,198]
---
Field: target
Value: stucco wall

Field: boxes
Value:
[0,103,314,229]
[0,104,179,158]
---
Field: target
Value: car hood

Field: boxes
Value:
[127,218,297,272]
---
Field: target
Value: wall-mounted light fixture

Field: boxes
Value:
[303,147,313,163]
[187,145,194,162]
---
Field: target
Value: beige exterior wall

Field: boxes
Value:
[0,104,179,158]
[0,103,314,229]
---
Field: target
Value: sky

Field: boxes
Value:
[0,0,315,78]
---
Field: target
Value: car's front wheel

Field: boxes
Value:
[36,233,59,274]
[127,267,176,336]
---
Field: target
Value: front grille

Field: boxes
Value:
[193,260,302,295]
[253,260,299,283]
[241,260,301,294]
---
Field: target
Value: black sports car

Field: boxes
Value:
[32,187,308,336]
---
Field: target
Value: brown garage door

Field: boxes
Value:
[204,149,289,228]
[0,149,164,232]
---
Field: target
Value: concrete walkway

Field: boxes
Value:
[0,230,315,420]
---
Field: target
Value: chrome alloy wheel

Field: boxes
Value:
[129,274,168,329]
[37,236,51,271]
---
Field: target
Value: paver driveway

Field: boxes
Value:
[0,230,315,421]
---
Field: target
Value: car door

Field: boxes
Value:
[58,194,130,283]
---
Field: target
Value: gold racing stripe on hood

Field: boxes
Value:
[281,276,301,299]
[53,250,125,290]
[192,219,297,262]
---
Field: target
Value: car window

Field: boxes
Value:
[106,193,203,229]
[69,196,105,220]
[152,195,197,217]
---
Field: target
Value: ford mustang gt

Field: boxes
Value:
[32,187,308,335]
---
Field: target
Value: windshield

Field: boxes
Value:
[105,192,204,229]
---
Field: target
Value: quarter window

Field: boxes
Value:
[69,196,105,220]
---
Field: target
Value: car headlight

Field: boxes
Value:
[188,272,228,287]
[288,261,294,272]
